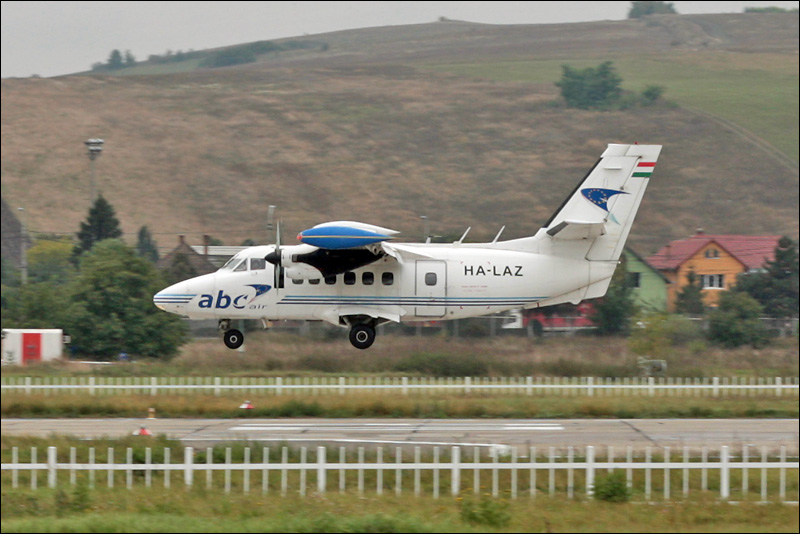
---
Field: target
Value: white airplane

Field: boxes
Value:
[154,143,661,350]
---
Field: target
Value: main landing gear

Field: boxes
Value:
[349,323,376,350]
[219,319,244,350]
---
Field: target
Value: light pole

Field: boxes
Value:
[84,138,104,203]
[17,207,28,285]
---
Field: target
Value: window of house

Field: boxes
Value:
[704,248,720,259]
[701,274,725,289]
[627,272,641,288]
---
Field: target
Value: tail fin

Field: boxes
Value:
[505,143,661,263]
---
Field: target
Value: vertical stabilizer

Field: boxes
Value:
[504,143,661,262]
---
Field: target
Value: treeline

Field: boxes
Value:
[91,40,328,72]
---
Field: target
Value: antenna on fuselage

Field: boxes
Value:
[455,227,471,244]
[491,226,506,244]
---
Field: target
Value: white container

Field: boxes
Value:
[1,329,64,366]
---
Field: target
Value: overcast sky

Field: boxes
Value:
[2,1,798,78]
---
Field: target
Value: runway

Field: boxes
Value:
[2,418,797,453]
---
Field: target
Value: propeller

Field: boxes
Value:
[265,219,284,289]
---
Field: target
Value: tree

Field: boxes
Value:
[136,226,159,263]
[590,259,638,336]
[555,61,623,110]
[123,50,136,66]
[707,291,769,348]
[735,236,799,319]
[628,1,677,18]
[27,237,75,284]
[3,280,68,329]
[63,240,186,359]
[73,195,122,260]
[674,268,705,315]
[107,49,124,70]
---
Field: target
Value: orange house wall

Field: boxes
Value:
[666,243,747,311]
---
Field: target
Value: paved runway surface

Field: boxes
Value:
[2,418,797,453]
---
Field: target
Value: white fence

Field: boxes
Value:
[2,444,797,502]
[2,376,798,397]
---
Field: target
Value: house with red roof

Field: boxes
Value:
[647,230,781,311]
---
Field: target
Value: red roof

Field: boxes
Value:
[647,233,781,271]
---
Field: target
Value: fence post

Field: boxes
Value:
[451,446,461,496]
[25,376,32,395]
[89,376,96,396]
[317,446,326,494]
[214,377,221,397]
[402,376,408,396]
[713,377,720,398]
[587,376,594,397]
[775,377,782,397]
[184,447,194,488]
[464,376,471,395]
[339,377,345,396]
[647,376,654,397]
[586,446,595,498]
[720,446,730,500]
[276,377,283,396]
[151,377,157,397]
[47,446,57,489]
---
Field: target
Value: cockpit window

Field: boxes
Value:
[250,258,266,270]
[233,259,247,272]
[220,254,245,271]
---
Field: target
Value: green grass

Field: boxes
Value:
[2,392,797,419]
[426,52,799,164]
[1,486,798,533]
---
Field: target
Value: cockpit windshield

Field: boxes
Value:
[220,253,246,271]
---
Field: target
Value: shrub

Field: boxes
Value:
[594,470,631,502]
[459,498,511,527]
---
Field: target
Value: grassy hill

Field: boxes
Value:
[1,12,797,258]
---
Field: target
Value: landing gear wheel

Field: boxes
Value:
[223,329,244,350]
[349,324,376,350]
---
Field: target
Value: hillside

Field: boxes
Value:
[1,13,797,259]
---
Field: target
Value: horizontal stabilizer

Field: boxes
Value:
[546,219,606,240]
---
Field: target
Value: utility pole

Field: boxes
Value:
[17,207,28,285]
[84,138,104,204]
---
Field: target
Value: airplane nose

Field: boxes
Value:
[153,282,195,312]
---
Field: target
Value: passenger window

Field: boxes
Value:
[233,260,247,272]
[382,272,394,286]
[250,258,266,270]
[325,275,337,285]
[425,272,437,286]
[362,272,374,285]
[292,278,303,285]
[309,279,320,285]
[344,272,356,285]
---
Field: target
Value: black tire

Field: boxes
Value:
[223,328,244,350]
[349,324,376,350]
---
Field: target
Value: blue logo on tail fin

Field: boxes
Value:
[581,188,628,212]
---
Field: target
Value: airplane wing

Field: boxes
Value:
[277,221,399,279]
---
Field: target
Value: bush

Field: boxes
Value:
[594,470,631,502]
[459,498,511,527]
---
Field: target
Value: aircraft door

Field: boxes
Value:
[415,261,446,317]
